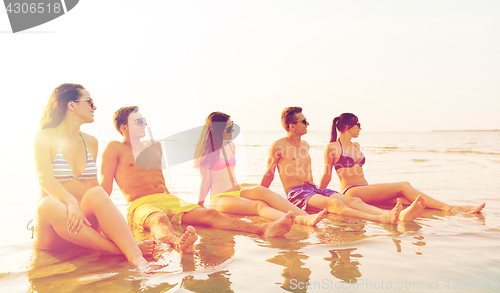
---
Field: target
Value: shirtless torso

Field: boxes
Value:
[101,140,169,202]
[264,137,315,193]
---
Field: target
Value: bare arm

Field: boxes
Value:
[85,133,100,188]
[198,167,211,206]
[34,130,90,233]
[260,142,281,188]
[100,141,120,196]
[319,144,335,190]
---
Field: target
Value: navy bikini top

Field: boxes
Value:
[333,141,365,170]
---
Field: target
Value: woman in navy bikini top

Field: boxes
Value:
[33,83,154,270]
[194,112,325,226]
[319,113,484,215]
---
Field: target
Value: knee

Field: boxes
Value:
[144,211,169,228]
[202,208,223,221]
[255,200,269,211]
[36,196,65,217]
[349,197,364,206]
[326,198,346,214]
[400,181,413,192]
[81,186,111,205]
[249,186,268,199]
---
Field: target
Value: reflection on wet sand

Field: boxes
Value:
[27,245,149,292]
[263,233,312,293]
[27,224,238,292]
[25,212,435,292]
[181,271,233,293]
[324,248,362,284]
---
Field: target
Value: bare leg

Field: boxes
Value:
[34,189,150,269]
[334,193,424,222]
[457,203,485,214]
[345,182,484,213]
[79,187,150,268]
[143,212,198,254]
[308,194,402,224]
[211,195,324,226]
[242,186,308,215]
[181,207,294,237]
[332,193,388,216]
[242,186,326,226]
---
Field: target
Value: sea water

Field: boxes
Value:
[0,130,499,292]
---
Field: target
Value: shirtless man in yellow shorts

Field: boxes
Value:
[101,106,293,254]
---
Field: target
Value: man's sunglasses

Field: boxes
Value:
[126,118,147,127]
[292,119,308,125]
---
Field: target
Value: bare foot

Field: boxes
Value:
[294,209,327,226]
[399,195,425,222]
[263,211,294,237]
[137,240,156,257]
[178,226,198,253]
[131,257,151,272]
[464,203,485,214]
[135,263,168,274]
[380,198,402,224]
[451,203,485,214]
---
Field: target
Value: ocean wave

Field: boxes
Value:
[412,159,429,162]
[446,150,500,156]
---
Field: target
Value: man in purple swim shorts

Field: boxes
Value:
[260,107,404,224]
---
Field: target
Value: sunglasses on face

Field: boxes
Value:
[126,118,147,127]
[225,121,234,134]
[349,122,361,129]
[75,98,95,109]
[292,119,308,126]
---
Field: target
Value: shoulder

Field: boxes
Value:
[301,140,310,148]
[80,132,98,147]
[271,138,287,148]
[353,142,361,148]
[104,140,125,153]
[145,139,162,150]
[325,141,340,158]
[152,140,163,153]
[34,128,55,146]
[102,141,127,161]
[326,141,339,150]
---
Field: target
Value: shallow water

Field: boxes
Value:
[1,131,499,292]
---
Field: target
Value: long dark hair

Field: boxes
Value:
[330,113,359,142]
[194,111,231,170]
[40,83,85,130]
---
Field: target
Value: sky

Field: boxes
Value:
[1,0,499,143]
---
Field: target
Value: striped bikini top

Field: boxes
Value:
[52,128,98,182]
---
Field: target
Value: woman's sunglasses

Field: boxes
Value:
[349,122,361,129]
[225,121,234,134]
[75,98,95,109]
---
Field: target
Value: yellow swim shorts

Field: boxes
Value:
[210,189,242,203]
[127,193,200,229]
